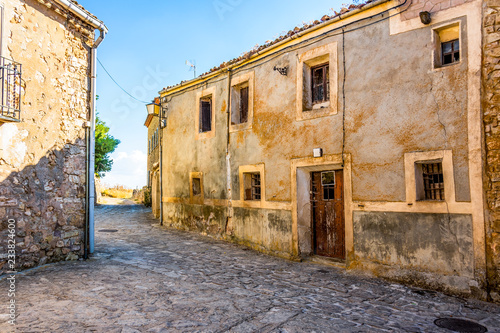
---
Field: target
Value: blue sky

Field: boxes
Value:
[78,0,346,188]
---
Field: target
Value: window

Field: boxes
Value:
[196,87,216,140]
[419,162,444,201]
[0,56,22,123]
[405,151,456,204]
[296,43,338,120]
[441,39,459,66]
[230,71,254,132]
[199,96,212,133]
[311,64,330,105]
[189,172,204,204]
[321,171,335,200]
[148,139,151,154]
[433,23,460,68]
[231,84,249,125]
[192,178,202,197]
[244,172,261,201]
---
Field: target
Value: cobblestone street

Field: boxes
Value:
[1,204,500,332]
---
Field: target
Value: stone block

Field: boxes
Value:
[63,230,79,239]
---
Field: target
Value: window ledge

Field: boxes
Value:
[0,115,21,123]
[229,122,252,133]
[298,106,337,121]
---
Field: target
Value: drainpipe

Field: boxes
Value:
[159,99,164,226]
[53,0,108,255]
[225,70,233,234]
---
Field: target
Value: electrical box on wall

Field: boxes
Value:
[313,148,323,158]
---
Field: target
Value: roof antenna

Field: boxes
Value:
[186,60,196,78]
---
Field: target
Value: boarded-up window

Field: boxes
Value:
[200,96,212,133]
[244,172,261,201]
[421,163,444,201]
[311,63,329,105]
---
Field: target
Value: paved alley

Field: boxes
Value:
[1,204,499,332]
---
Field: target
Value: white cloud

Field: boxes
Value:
[101,149,147,189]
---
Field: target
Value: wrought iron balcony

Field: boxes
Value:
[0,56,22,122]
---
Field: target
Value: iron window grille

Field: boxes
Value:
[422,163,445,201]
[0,56,22,121]
[311,63,329,105]
[442,39,459,66]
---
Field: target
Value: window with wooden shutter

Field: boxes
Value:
[200,96,212,133]
[239,86,249,124]
[311,63,329,105]
[244,172,261,201]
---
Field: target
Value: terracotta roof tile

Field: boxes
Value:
[161,0,374,92]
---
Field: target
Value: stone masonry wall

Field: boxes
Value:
[0,0,95,273]
[483,0,500,300]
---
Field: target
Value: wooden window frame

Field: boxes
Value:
[199,96,212,133]
[441,39,460,66]
[195,87,216,140]
[230,71,254,133]
[296,43,338,121]
[311,63,330,105]
[244,172,261,201]
[432,22,461,69]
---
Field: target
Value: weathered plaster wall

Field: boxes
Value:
[482,0,500,300]
[353,211,474,292]
[0,0,93,273]
[399,0,474,21]
[159,0,481,295]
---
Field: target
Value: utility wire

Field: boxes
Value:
[97,57,150,104]
[161,0,411,100]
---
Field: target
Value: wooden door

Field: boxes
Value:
[311,170,345,259]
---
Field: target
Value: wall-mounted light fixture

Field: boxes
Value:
[419,11,431,25]
[273,65,288,76]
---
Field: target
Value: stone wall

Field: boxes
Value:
[483,0,500,300]
[0,0,94,273]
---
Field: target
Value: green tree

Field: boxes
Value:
[95,114,120,177]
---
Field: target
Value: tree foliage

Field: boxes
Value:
[95,115,120,178]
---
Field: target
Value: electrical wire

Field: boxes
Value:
[97,57,151,104]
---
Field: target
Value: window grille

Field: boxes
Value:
[0,57,22,122]
[422,163,445,201]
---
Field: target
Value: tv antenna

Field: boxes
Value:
[186,60,196,78]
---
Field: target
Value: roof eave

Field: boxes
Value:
[159,0,392,97]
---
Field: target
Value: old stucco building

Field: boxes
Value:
[0,0,106,273]
[145,100,161,218]
[150,0,499,300]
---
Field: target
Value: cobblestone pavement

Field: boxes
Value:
[1,204,500,332]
